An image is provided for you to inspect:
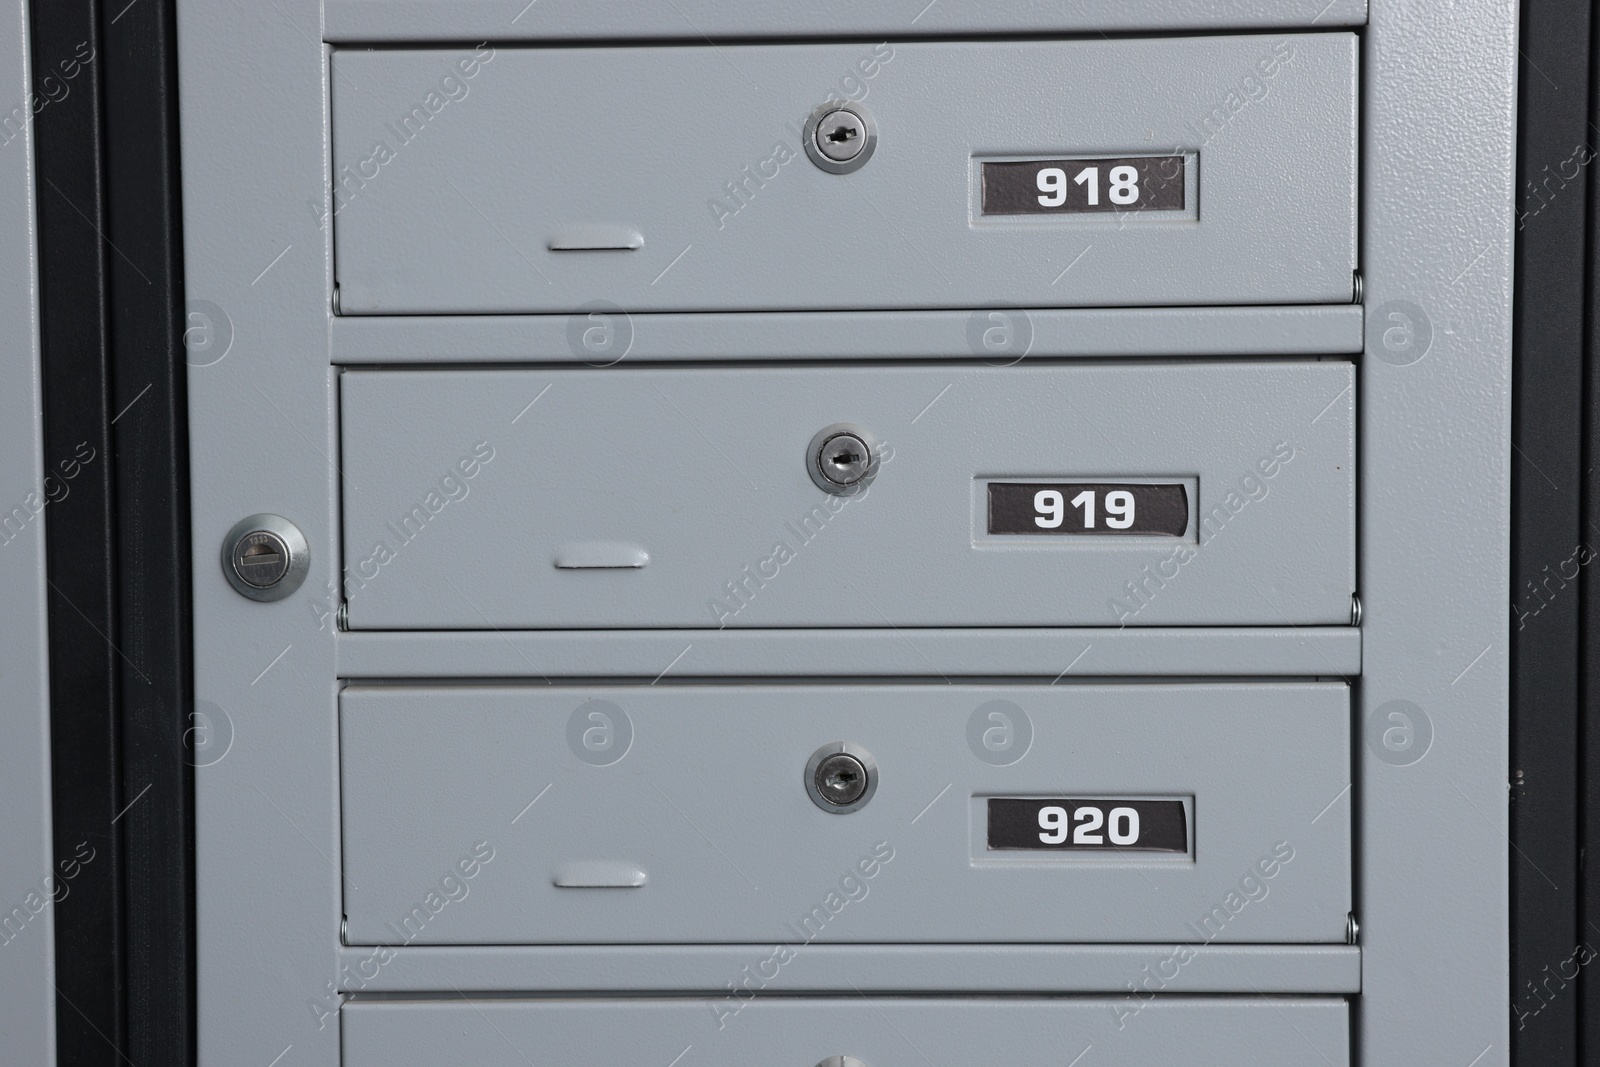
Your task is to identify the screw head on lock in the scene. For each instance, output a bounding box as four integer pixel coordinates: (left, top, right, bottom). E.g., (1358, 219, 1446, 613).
(818, 433, 871, 486)
(814, 110, 867, 162)
(803, 102, 877, 174)
(815, 753, 869, 805)
(807, 423, 880, 495)
(232, 530, 291, 588)
(805, 742, 878, 813)
(221, 513, 310, 602)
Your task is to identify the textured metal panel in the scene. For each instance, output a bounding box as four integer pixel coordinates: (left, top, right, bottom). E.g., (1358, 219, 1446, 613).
(1359, 1, 1516, 1063)
(323, 0, 1367, 42)
(340, 363, 1356, 629)
(328, 305, 1366, 364)
(343, 997, 1350, 1067)
(340, 683, 1351, 944)
(334, 627, 1361, 679)
(330, 36, 1357, 313)
(173, 0, 1518, 1058)
(336, 943, 1362, 994)
(175, 0, 343, 1061)
(0, 0, 57, 1061)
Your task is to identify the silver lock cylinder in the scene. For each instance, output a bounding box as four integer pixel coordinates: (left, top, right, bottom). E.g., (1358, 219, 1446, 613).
(807, 423, 879, 495)
(805, 742, 878, 813)
(222, 513, 309, 601)
(803, 102, 876, 174)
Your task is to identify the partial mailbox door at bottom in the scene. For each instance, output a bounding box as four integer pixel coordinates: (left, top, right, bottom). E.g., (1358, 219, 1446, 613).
(344, 998, 1350, 1067)
(337, 362, 1355, 628)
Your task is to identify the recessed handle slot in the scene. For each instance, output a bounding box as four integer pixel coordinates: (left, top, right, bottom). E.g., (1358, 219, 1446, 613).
(553, 862, 647, 888)
(553, 542, 649, 569)
(547, 225, 644, 251)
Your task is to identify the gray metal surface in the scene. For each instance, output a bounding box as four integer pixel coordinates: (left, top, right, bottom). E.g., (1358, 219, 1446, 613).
(331, 36, 1357, 313)
(340, 683, 1351, 944)
(0, 1, 56, 1061)
(323, 0, 1366, 42)
(336, 943, 1361, 993)
(342, 997, 1350, 1067)
(176, 0, 344, 1060)
(175, 0, 1515, 1060)
(340, 363, 1356, 629)
(328, 305, 1366, 363)
(1358, 2, 1515, 1063)
(334, 627, 1362, 678)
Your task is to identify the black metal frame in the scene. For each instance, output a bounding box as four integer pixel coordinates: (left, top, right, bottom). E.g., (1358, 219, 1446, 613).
(20, 0, 1598, 1061)
(1510, 0, 1595, 1062)
(32, 0, 193, 1064)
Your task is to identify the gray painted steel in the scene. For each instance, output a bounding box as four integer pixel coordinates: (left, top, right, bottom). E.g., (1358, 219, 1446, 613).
(340, 363, 1356, 629)
(341, 683, 1350, 944)
(334, 626, 1362, 678)
(329, 305, 1365, 363)
(342, 997, 1350, 1067)
(330, 36, 1357, 313)
(338, 943, 1361, 994)
(0, 1, 57, 1061)
(177, 0, 345, 1058)
(323, 0, 1366, 42)
(1358, 3, 1515, 1063)
(175, 0, 1513, 1062)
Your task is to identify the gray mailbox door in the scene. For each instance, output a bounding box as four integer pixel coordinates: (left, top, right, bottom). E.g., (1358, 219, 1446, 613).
(341, 683, 1351, 945)
(340, 363, 1355, 629)
(331, 36, 1357, 314)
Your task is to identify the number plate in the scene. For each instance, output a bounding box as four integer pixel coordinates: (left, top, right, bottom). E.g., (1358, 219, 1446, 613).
(987, 798, 1189, 853)
(981, 155, 1187, 215)
(987, 482, 1188, 536)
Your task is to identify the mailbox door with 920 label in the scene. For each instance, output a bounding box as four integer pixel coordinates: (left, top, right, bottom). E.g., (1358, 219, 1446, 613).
(340, 682, 1350, 945)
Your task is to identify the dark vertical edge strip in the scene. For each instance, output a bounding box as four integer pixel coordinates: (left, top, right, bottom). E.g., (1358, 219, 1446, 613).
(31, 1, 124, 1064)
(99, 0, 194, 1062)
(1512, 0, 1590, 1060)
(1581, 0, 1600, 1054)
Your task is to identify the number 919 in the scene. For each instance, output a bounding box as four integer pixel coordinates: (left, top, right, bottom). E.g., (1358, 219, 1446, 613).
(1034, 488, 1136, 530)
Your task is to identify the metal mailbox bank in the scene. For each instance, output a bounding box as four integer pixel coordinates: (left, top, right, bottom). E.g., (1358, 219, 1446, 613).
(170, 1, 1513, 1063)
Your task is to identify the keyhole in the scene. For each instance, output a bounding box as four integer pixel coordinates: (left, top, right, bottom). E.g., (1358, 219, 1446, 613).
(832, 449, 859, 468)
(827, 124, 858, 144)
(242, 542, 283, 565)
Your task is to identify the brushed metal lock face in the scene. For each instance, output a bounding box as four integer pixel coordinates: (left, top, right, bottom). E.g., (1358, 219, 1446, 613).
(818, 434, 870, 485)
(805, 742, 877, 813)
(813, 110, 866, 161)
(808, 423, 879, 495)
(803, 102, 876, 174)
(233, 531, 290, 587)
(222, 514, 309, 602)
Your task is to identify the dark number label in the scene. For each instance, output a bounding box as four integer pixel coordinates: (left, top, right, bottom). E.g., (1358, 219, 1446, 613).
(981, 155, 1186, 215)
(987, 482, 1187, 536)
(988, 798, 1189, 853)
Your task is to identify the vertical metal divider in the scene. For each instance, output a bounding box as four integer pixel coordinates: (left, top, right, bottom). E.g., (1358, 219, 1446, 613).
(100, 0, 195, 1056)
(31, 1, 124, 1063)
(1580, 0, 1600, 1055)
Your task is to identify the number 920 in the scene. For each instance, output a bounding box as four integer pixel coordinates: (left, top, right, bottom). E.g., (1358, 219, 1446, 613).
(1038, 804, 1141, 846)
